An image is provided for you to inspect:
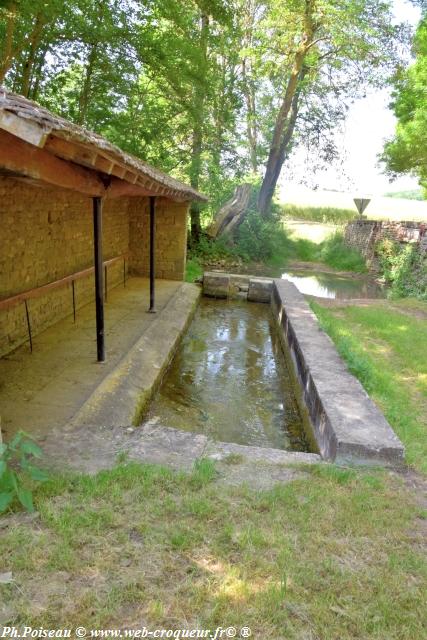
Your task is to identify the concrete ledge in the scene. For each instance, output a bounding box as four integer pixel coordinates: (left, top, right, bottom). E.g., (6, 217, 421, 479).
(203, 271, 273, 302)
(271, 279, 405, 467)
(203, 272, 230, 298)
(205, 440, 321, 465)
(247, 277, 273, 302)
(69, 283, 201, 428)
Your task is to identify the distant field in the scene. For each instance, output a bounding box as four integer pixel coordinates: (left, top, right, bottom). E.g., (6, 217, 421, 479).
(279, 189, 427, 222)
(284, 220, 338, 243)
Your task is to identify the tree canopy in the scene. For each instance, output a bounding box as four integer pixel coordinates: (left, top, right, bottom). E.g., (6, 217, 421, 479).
(0, 0, 411, 237)
(383, 14, 427, 193)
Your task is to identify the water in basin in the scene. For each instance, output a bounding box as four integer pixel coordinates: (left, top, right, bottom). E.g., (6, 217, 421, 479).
(142, 298, 307, 451)
(282, 270, 386, 299)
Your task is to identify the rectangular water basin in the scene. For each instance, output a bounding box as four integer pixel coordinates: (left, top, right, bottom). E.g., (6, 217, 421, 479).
(141, 297, 308, 452)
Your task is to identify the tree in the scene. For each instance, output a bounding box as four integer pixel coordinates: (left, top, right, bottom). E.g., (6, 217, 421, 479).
(383, 15, 427, 193)
(240, 0, 406, 216)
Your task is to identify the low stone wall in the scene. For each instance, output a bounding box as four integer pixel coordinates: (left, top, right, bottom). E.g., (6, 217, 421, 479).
(344, 219, 427, 269)
(271, 279, 404, 466)
(203, 271, 405, 467)
(203, 271, 273, 302)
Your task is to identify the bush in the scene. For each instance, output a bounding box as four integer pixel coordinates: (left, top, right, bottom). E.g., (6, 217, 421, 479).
(281, 204, 356, 225)
(189, 234, 239, 263)
(235, 210, 292, 264)
(185, 258, 203, 282)
(0, 432, 48, 513)
(319, 231, 367, 272)
(377, 239, 427, 299)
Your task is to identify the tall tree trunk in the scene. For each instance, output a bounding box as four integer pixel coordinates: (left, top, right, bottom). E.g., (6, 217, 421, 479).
(0, 1, 17, 84)
(20, 12, 44, 97)
(242, 58, 258, 173)
(257, 1, 314, 216)
(189, 13, 209, 244)
(77, 42, 98, 126)
(241, 0, 258, 172)
(267, 76, 304, 192)
(28, 44, 48, 101)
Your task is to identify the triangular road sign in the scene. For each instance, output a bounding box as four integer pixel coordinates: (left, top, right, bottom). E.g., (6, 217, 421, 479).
(353, 198, 371, 215)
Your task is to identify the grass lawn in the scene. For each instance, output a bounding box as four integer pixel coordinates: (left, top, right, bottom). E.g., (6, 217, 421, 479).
(0, 460, 426, 638)
(311, 299, 427, 474)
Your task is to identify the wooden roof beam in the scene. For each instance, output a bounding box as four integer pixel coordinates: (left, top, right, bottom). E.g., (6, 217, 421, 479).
(0, 129, 105, 196)
(106, 177, 156, 198)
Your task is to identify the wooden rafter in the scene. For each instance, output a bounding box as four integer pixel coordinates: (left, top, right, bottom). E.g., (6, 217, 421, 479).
(0, 128, 192, 201)
(0, 128, 105, 196)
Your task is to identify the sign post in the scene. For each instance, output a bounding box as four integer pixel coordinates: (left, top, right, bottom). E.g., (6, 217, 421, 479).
(353, 197, 371, 217)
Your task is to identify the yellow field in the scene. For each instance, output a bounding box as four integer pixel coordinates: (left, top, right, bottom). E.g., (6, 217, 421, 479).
(280, 189, 427, 222)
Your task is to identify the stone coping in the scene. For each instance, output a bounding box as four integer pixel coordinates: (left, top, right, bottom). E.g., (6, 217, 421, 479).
(271, 279, 405, 467)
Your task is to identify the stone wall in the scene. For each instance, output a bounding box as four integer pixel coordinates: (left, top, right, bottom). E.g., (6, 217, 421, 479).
(0, 178, 189, 357)
(344, 219, 427, 269)
(271, 279, 404, 467)
(129, 197, 189, 281)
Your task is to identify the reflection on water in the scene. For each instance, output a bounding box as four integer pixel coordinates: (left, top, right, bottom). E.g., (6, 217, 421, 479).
(142, 298, 307, 451)
(282, 271, 386, 299)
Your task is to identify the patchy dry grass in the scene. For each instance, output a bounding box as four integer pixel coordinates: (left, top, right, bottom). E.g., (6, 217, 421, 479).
(1, 461, 426, 638)
(312, 300, 427, 474)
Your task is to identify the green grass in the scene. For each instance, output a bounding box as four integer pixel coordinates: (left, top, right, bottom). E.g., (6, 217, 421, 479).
(281, 204, 356, 225)
(284, 230, 367, 273)
(185, 257, 203, 282)
(311, 301, 427, 473)
(0, 460, 425, 637)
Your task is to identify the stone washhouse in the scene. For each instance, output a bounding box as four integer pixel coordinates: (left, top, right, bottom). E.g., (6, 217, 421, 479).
(0, 89, 206, 360)
(0, 89, 206, 439)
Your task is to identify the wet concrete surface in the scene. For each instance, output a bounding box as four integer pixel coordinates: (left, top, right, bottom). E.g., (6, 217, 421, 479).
(0, 278, 182, 440)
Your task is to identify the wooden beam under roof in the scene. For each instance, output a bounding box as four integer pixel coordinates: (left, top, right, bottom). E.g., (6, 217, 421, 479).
(0, 128, 192, 201)
(0, 128, 106, 196)
(44, 134, 173, 196)
(105, 177, 156, 198)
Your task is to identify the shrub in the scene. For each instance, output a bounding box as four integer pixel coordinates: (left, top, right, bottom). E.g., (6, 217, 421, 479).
(377, 239, 427, 299)
(0, 432, 48, 513)
(185, 258, 203, 282)
(320, 231, 367, 272)
(189, 234, 238, 263)
(235, 209, 292, 264)
(291, 238, 320, 262)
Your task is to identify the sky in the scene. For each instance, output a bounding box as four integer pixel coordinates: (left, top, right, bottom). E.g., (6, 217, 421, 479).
(280, 0, 422, 199)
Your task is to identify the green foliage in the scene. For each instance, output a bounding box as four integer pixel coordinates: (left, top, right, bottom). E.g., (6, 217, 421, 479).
(235, 209, 291, 264)
(0, 432, 48, 513)
(281, 204, 356, 225)
(278, 229, 366, 272)
(377, 239, 427, 300)
(383, 17, 427, 191)
(0, 0, 407, 229)
(189, 233, 239, 263)
(185, 257, 203, 282)
(319, 231, 367, 273)
(289, 238, 320, 262)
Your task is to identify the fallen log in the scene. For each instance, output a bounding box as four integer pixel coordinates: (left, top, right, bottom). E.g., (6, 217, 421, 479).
(206, 183, 252, 238)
